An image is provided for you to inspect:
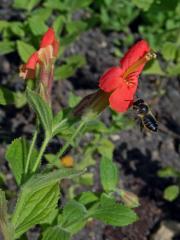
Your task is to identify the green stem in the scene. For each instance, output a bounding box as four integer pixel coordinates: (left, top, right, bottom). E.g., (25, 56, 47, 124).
(32, 136, 50, 173)
(25, 129, 38, 174)
(57, 121, 86, 159)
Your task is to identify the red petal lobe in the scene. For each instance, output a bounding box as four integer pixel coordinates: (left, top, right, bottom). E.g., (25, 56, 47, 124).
(109, 85, 136, 112)
(120, 40, 150, 73)
(99, 67, 123, 92)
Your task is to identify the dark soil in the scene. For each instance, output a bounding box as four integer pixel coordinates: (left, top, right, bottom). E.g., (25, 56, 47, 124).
(0, 3, 180, 240)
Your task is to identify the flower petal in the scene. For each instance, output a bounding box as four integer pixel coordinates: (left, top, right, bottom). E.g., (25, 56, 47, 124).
(40, 28, 55, 48)
(52, 39, 59, 57)
(109, 85, 136, 112)
(26, 52, 39, 69)
(120, 40, 150, 73)
(99, 67, 123, 92)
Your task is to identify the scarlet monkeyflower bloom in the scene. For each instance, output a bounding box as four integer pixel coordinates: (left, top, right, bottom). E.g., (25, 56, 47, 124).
(99, 40, 156, 112)
(20, 28, 59, 80)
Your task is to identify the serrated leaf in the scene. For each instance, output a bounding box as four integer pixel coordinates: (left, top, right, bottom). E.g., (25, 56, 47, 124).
(89, 194, 138, 226)
(53, 16, 65, 35)
(28, 16, 47, 36)
(17, 41, 36, 62)
(13, 0, 41, 11)
(0, 189, 14, 240)
(161, 42, 177, 61)
(10, 22, 24, 37)
(65, 0, 93, 11)
(43, 0, 62, 10)
(5, 137, 38, 185)
(54, 64, 74, 80)
(78, 192, 98, 205)
(12, 169, 84, 238)
(42, 226, 70, 240)
(26, 88, 53, 137)
(100, 158, 118, 192)
(97, 139, 115, 159)
(0, 87, 26, 107)
(164, 185, 179, 201)
(32, 8, 52, 20)
(60, 200, 87, 234)
(132, 0, 154, 11)
(0, 41, 15, 55)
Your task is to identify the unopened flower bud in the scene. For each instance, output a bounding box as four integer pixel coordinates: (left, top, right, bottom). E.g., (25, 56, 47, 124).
(119, 190, 140, 208)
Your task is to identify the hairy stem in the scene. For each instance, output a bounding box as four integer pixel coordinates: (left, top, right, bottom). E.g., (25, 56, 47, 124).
(32, 136, 50, 173)
(57, 121, 86, 160)
(25, 129, 38, 174)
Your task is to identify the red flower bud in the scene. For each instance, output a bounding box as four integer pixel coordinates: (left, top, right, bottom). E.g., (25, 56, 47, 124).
(19, 28, 59, 104)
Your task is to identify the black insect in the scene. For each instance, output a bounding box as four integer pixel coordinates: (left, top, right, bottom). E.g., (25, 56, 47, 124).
(133, 98, 158, 132)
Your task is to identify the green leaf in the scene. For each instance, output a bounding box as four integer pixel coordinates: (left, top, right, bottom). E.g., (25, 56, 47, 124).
(60, 200, 87, 234)
(78, 192, 98, 205)
(0, 41, 15, 55)
(54, 64, 74, 80)
(132, 0, 154, 11)
(89, 194, 138, 226)
(0, 20, 9, 32)
(161, 42, 177, 61)
(28, 16, 47, 36)
(66, 54, 86, 69)
(12, 169, 83, 238)
(52, 111, 69, 137)
(144, 61, 165, 76)
(10, 22, 25, 37)
(42, 226, 70, 240)
(32, 8, 52, 20)
(0, 87, 26, 107)
(66, 21, 87, 34)
(26, 88, 53, 137)
(79, 173, 94, 186)
(167, 63, 180, 76)
(0, 189, 14, 240)
(97, 139, 115, 159)
(164, 185, 179, 201)
(43, 0, 62, 10)
(68, 92, 81, 108)
(158, 167, 180, 178)
(53, 16, 65, 35)
(5, 138, 38, 185)
(0, 87, 15, 105)
(100, 158, 119, 192)
(65, 0, 93, 11)
(13, 0, 41, 11)
(17, 41, 36, 62)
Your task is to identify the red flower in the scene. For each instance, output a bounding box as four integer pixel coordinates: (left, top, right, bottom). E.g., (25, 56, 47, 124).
(99, 40, 156, 112)
(20, 28, 59, 80)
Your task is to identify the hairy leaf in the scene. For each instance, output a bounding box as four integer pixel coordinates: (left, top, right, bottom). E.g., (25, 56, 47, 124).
(5, 138, 38, 185)
(26, 88, 53, 137)
(12, 169, 84, 238)
(100, 158, 118, 192)
(89, 194, 138, 226)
